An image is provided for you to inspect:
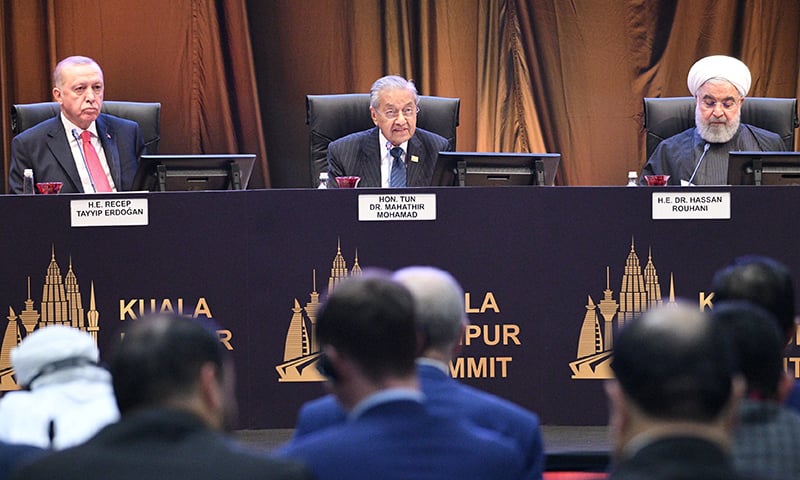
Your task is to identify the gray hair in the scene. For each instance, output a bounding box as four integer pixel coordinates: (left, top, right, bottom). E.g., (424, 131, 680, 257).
(393, 266, 466, 351)
(370, 75, 419, 109)
(54, 56, 101, 88)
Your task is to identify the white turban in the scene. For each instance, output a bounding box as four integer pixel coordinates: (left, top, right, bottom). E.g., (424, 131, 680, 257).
(11, 325, 99, 387)
(686, 55, 752, 97)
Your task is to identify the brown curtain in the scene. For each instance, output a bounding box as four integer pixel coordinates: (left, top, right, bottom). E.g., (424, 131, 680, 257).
(249, 0, 800, 187)
(0, 0, 268, 192)
(2, 0, 799, 190)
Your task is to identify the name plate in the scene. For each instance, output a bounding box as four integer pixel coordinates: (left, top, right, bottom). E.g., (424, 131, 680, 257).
(358, 194, 437, 221)
(71, 198, 149, 227)
(651, 192, 730, 220)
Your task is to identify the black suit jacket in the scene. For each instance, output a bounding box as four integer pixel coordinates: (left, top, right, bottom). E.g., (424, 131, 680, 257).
(609, 436, 746, 480)
(9, 113, 145, 194)
(326, 127, 450, 188)
(12, 408, 311, 480)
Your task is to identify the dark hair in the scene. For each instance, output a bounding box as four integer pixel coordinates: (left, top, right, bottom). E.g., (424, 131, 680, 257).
(316, 273, 417, 380)
(712, 300, 785, 398)
(711, 255, 796, 341)
(611, 303, 735, 422)
(111, 313, 225, 414)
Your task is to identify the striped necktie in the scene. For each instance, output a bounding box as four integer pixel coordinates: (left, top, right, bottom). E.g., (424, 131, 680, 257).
(389, 146, 406, 188)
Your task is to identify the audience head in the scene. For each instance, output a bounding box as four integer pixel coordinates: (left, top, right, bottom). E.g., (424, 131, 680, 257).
(111, 313, 235, 431)
(606, 302, 741, 457)
(12, 325, 100, 389)
(52, 55, 104, 130)
(369, 75, 419, 147)
(316, 272, 417, 407)
(687, 55, 750, 144)
(712, 300, 788, 401)
(711, 254, 796, 344)
(392, 266, 466, 357)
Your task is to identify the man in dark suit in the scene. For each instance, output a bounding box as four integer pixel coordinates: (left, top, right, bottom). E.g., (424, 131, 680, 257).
(278, 273, 524, 480)
(9, 56, 144, 194)
(710, 255, 800, 414)
(13, 313, 310, 480)
(293, 266, 545, 479)
(712, 301, 800, 478)
(327, 75, 450, 188)
(605, 302, 745, 480)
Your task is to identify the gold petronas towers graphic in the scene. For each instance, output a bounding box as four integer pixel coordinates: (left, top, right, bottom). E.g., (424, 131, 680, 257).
(276, 239, 362, 382)
(569, 238, 676, 379)
(0, 246, 100, 390)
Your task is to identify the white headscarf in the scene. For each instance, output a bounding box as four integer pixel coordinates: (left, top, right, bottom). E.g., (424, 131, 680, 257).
(11, 325, 99, 387)
(686, 55, 752, 97)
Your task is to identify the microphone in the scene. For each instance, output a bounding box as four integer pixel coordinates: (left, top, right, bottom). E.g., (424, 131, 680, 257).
(684, 143, 711, 186)
(72, 128, 97, 192)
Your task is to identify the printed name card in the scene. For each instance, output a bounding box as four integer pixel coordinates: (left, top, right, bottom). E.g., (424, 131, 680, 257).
(358, 194, 437, 221)
(71, 198, 149, 227)
(651, 192, 731, 220)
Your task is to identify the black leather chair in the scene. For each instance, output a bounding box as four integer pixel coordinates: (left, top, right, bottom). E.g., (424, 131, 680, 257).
(643, 96, 798, 159)
(306, 93, 460, 186)
(11, 101, 162, 154)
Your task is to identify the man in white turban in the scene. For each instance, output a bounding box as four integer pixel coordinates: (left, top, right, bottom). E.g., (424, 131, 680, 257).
(0, 325, 119, 449)
(640, 55, 785, 185)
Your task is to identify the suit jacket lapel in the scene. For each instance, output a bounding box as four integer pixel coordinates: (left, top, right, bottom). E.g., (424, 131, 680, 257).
(96, 115, 122, 188)
(46, 119, 84, 192)
(359, 128, 382, 187)
(405, 134, 425, 186)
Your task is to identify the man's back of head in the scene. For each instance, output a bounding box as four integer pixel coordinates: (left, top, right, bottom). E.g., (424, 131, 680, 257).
(392, 266, 466, 356)
(606, 302, 744, 479)
(711, 255, 796, 342)
(111, 313, 230, 428)
(712, 300, 786, 400)
(316, 273, 417, 383)
(611, 302, 736, 424)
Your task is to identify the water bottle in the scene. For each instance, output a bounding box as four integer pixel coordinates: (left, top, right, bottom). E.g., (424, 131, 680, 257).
(23, 169, 35, 194)
(626, 171, 638, 187)
(318, 172, 328, 189)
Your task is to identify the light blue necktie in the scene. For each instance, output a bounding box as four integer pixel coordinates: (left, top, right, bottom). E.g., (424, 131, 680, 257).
(389, 146, 406, 188)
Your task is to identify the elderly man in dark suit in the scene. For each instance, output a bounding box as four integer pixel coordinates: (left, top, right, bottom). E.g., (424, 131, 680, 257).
(326, 75, 450, 188)
(9, 56, 144, 194)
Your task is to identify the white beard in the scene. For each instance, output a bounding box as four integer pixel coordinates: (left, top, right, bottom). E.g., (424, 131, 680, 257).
(696, 109, 740, 143)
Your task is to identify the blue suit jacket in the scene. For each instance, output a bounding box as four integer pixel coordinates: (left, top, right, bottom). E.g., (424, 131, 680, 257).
(9, 114, 144, 194)
(281, 398, 524, 480)
(293, 363, 544, 480)
(0, 441, 46, 480)
(326, 127, 450, 188)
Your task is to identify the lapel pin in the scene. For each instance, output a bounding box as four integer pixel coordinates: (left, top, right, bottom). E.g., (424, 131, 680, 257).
(411, 155, 419, 163)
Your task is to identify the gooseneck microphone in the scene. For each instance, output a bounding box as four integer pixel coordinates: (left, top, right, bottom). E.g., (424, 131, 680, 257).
(71, 128, 97, 192)
(686, 143, 711, 186)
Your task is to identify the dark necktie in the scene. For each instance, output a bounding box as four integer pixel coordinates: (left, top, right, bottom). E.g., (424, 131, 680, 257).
(389, 146, 406, 188)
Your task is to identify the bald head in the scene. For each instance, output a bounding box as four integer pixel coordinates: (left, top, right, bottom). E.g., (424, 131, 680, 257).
(612, 303, 736, 422)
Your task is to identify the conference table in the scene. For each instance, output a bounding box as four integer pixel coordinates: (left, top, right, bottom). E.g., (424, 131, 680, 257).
(1, 185, 798, 429)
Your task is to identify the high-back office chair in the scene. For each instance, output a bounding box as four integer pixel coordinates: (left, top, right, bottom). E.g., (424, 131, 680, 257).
(306, 93, 460, 187)
(11, 101, 162, 154)
(643, 97, 798, 159)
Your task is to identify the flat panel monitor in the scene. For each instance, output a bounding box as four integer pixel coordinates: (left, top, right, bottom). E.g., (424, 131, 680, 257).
(432, 152, 560, 186)
(727, 151, 800, 186)
(132, 154, 256, 191)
